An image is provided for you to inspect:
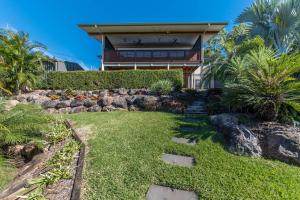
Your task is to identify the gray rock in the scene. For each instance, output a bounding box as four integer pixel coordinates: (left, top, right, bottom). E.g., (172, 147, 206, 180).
(267, 131, 300, 166)
(128, 105, 138, 111)
(46, 90, 57, 97)
(99, 89, 109, 97)
(84, 99, 97, 108)
(26, 94, 39, 102)
(58, 107, 72, 114)
(136, 96, 160, 110)
(55, 101, 70, 109)
(102, 105, 115, 112)
(112, 96, 128, 109)
(115, 88, 127, 95)
(21, 143, 42, 161)
(32, 96, 49, 105)
(70, 99, 84, 107)
(42, 100, 58, 109)
(210, 114, 262, 157)
(87, 105, 102, 112)
(47, 108, 58, 114)
(98, 96, 113, 107)
(70, 106, 86, 113)
(128, 89, 137, 95)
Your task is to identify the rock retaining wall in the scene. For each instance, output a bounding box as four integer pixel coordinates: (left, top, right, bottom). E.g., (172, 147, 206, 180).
(14, 89, 193, 114)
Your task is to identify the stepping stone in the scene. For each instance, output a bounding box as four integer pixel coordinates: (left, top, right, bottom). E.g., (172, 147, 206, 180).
(180, 126, 200, 132)
(146, 185, 198, 200)
(172, 137, 196, 146)
(162, 153, 195, 167)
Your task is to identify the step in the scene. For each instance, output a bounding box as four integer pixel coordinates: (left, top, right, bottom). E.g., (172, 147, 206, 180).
(146, 185, 198, 200)
(162, 153, 195, 167)
(172, 137, 196, 146)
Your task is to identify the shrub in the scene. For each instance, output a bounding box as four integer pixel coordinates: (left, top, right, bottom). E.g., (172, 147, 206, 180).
(224, 47, 300, 121)
(42, 69, 183, 90)
(150, 80, 173, 95)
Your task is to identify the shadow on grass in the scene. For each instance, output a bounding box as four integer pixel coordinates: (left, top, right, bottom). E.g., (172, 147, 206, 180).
(173, 114, 225, 147)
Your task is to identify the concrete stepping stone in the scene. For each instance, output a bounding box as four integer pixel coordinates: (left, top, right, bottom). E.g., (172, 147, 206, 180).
(180, 126, 200, 132)
(146, 185, 198, 200)
(162, 153, 195, 167)
(172, 137, 196, 146)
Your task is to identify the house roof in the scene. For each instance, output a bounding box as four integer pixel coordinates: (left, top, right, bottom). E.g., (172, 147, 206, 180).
(78, 22, 227, 38)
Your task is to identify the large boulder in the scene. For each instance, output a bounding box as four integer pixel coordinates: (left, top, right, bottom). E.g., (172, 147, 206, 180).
(266, 131, 300, 165)
(42, 100, 58, 109)
(98, 96, 113, 107)
(210, 114, 262, 157)
(112, 96, 128, 109)
(70, 99, 84, 107)
(134, 95, 160, 110)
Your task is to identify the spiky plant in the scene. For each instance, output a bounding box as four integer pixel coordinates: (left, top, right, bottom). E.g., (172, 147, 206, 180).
(224, 47, 300, 121)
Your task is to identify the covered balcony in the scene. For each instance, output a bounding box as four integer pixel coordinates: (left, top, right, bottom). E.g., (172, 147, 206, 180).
(103, 49, 201, 63)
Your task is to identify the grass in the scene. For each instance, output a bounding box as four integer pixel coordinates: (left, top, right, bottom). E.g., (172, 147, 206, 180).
(0, 154, 16, 190)
(69, 111, 300, 200)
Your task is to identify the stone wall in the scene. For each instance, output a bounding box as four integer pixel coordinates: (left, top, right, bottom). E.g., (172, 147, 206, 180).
(14, 89, 193, 114)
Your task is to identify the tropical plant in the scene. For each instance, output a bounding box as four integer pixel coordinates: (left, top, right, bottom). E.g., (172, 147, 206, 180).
(236, 0, 300, 54)
(223, 47, 300, 121)
(149, 80, 174, 95)
(0, 29, 47, 94)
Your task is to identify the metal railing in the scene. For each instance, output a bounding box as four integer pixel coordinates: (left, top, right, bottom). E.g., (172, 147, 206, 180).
(103, 50, 201, 63)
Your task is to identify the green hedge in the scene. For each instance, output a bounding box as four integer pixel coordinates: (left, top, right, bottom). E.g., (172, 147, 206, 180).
(42, 69, 183, 90)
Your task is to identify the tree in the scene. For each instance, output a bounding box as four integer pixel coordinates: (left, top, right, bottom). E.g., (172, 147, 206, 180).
(0, 29, 47, 94)
(236, 0, 300, 54)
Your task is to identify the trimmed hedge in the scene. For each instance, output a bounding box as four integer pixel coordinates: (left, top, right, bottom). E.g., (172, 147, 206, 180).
(42, 69, 183, 90)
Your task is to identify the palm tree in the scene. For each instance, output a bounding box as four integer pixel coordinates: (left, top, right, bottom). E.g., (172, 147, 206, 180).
(236, 0, 300, 54)
(0, 29, 47, 94)
(224, 47, 300, 121)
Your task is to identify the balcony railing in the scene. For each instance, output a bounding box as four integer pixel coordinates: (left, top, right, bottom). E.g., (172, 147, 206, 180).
(103, 50, 201, 63)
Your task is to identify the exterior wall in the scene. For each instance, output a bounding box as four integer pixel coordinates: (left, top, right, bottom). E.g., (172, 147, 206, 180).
(43, 61, 84, 72)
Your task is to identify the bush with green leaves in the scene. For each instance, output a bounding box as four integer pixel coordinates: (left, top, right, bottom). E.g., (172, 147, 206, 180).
(223, 47, 300, 121)
(0, 104, 53, 147)
(42, 69, 183, 90)
(149, 80, 174, 95)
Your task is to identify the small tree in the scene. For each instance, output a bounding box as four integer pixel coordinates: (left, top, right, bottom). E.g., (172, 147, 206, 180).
(0, 29, 47, 94)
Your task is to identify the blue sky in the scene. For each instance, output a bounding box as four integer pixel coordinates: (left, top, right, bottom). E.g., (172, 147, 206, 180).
(0, 0, 253, 70)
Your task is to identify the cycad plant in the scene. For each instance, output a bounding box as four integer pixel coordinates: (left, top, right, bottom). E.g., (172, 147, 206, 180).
(224, 47, 300, 121)
(0, 29, 47, 94)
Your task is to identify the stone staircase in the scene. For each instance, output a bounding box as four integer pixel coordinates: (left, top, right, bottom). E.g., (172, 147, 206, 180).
(184, 99, 207, 115)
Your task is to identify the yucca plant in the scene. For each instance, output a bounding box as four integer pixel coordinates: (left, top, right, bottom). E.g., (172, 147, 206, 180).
(224, 47, 300, 121)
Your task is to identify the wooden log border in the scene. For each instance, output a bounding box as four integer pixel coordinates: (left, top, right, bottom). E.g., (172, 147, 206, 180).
(65, 120, 86, 200)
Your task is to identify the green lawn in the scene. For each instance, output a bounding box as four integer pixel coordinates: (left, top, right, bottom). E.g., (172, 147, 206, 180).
(0, 154, 16, 190)
(69, 112, 300, 200)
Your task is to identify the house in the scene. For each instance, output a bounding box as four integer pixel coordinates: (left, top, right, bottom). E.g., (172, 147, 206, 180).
(79, 23, 227, 89)
(43, 57, 84, 72)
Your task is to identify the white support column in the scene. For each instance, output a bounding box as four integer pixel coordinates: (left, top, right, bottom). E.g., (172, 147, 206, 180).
(167, 63, 170, 70)
(101, 35, 105, 71)
(134, 63, 137, 70)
